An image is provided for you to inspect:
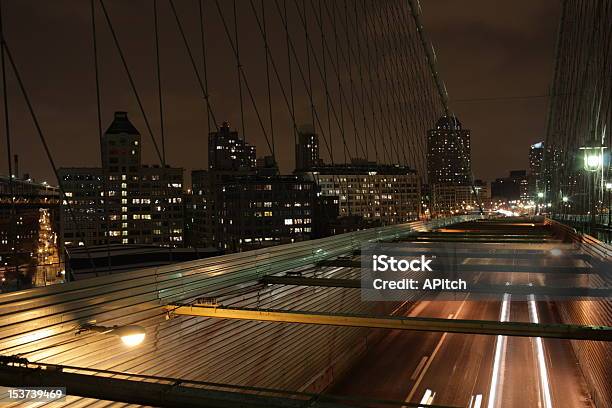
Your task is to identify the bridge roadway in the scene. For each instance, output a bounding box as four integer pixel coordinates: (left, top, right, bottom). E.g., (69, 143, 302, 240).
(327, 219, 594, 408)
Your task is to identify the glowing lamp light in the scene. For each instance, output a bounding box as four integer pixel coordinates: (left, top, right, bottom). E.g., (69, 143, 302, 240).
(562, 196, 569, 203)
(606, 182, 612, 190)
(549, 248, 563, 257)
(77, 324, 146, 347)
(537, 192, 544, 199)
(580, 142, 606, 172)
(114, 325, 147, 346)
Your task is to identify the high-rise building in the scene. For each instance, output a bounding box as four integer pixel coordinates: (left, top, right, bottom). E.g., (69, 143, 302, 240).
(208, 122, 256, 171)
(295, 124, 321, 171)
(185, 170, 213, 248)
(491, 170, 529, 202)
(427, 115, 471, 186)
(59, 112, 184, 248)
(217, 175, 317, 252)
(529, 142, 544, 177)
(302, 159, 421, 225)
(529, 141, 544, 197)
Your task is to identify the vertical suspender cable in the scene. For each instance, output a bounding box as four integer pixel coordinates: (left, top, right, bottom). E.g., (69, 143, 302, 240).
(90, 0, 111, 272)
(0, 0, 17, 282)
(198, 0, 211, 134)
(284, 0, 297, 159)
(407, 0, 483, 215)
(154, 0, 166, 164)
(261, 0, 275, 158)
(233, 0, 246, 141)
(2, 40, 97, 278)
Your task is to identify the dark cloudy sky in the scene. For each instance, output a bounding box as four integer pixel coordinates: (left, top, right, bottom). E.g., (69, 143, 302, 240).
(0, 0, 560, 185)
(421, 0, 560, 180)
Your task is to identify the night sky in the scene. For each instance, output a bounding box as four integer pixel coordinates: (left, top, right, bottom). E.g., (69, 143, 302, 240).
(0, 0, 560, 186)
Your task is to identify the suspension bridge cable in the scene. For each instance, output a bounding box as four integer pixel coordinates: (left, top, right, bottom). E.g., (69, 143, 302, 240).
(98, 0, 164, 165)
(2, 39, 97, 277)
(315, 0, 334, 165)
(198, 0, 212, 134)
(153, 0, 165, 165)
(260, 0, 275, 159)
(232, 0, 247, 143)
(290, 0, 356, 164)
(90, 0, 111, 272)
(167, 0, 219, 130)
(0, 0, 17, 282)
(283, 0, 297, 162)
(213, 0, 274, 157)
(271, 0, 337, 162)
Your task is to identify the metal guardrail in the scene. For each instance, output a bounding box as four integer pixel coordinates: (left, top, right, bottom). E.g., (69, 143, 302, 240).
(0, 215, 478, 406)
(544, 218, 611, 261)
(544, 217, 612, 408)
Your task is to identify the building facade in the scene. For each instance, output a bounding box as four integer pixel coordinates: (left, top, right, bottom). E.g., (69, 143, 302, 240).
(529, 141, 544, 198)
(427, 115, 472, 186)
(491, 170, 530, 202)
(295, 125, 321, 171)
(208, 121, 256, 171)
(217, 175, 317, 251)
(427, 115, 473, 215)
(59, 112, 184, 248)
(302, 160, 421, 225)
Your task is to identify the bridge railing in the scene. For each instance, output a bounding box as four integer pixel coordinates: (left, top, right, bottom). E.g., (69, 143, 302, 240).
(544, 217, 611, 261)
(0, 215, 478, 360)
(544, 217, 612, 408)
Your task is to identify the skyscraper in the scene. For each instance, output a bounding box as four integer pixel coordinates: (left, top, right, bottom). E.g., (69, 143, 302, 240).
(295, 124, 320, 171)
(529, 141, 544, 197)
(529, 141, 544, 178)
(59, 112, 184, 248)
(208, 122, 256, 171)
(427, 115, 471, 186)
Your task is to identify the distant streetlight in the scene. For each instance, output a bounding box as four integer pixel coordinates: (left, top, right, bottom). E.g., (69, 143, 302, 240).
(580, 140, 607, 225)
(77, 324, 146, 347)
(562, 196, 569, 202)
(536, 192, 545, 215)
(606, 183, 612, 227)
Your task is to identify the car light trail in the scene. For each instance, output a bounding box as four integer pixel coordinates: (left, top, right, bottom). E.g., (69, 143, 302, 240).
(487, 293, 510, 408)
(529, 294, 553, 408)
(418, 389, 435, 407)
(469, 394, 483, 408)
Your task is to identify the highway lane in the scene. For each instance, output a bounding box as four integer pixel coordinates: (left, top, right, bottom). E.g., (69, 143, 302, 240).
(326, 220, 595, 408)
(327, 297, 473, 402)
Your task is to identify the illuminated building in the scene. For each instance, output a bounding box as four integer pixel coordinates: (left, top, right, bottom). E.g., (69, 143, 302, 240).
(301, 159, 420, 225)
(208, 121, 256, 171)
(427, 115, 471, 186)
(217, 175, 316, 252)
(295, 124, 322, 171)
(59, 112, 184, 248)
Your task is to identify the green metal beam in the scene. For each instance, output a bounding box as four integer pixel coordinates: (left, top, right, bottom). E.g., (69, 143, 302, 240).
(260, 276, 612, 298)
(165, 305, 612, 341)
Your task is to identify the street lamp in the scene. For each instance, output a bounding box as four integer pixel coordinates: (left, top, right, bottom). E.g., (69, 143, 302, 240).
(536, 192, 544, 215)
(77, 324, 146, 346)
(580, 140, 606, 225)
(580, 142, 606, 172)
(606, 182, 612, 227)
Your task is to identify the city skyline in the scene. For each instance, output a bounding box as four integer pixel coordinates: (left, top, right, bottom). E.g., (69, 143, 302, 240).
(0, 0, 559, 186)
